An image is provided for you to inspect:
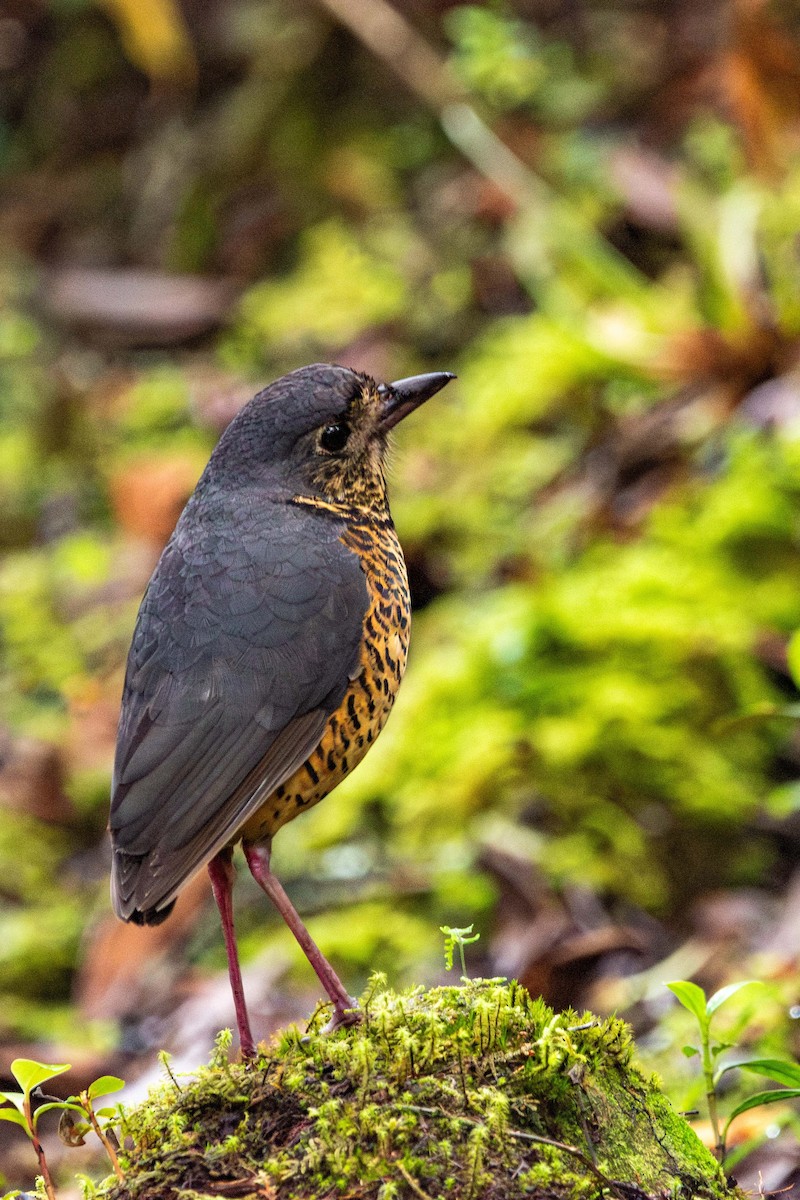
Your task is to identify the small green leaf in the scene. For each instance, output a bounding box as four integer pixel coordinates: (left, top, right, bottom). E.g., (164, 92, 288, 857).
(87, 1075, 125, 1100)
(32, 1100, 85, 1130)
(0, 1092, 25, 1112)
(711, 1042, 734, 1057)
(37, 1101, 84, 1116)
(95, 1106, 120, 1119)
(665, 981, 708, 1026)
(0, 1108, 29, 1133)
(706, 980, 761, 1016)
(724, 1088, 800, 1137)
(719, 1058, 800, 1088)
(682, 1045, 700, 1058)
(10, 1059, 70, 1097)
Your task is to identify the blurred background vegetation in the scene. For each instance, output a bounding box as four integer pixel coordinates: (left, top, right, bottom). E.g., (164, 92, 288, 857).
(5, 0, 800, 1191)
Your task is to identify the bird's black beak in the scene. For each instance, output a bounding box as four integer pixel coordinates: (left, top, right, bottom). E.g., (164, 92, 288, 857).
(377, 372, 456, 432)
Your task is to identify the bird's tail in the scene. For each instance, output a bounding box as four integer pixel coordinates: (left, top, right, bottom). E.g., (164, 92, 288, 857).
(111, 847, 177, 926)
(127, 900, 176, 926)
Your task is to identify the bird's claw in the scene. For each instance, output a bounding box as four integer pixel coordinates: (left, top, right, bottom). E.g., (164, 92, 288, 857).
(300, 998, 361, 1041)
(322, 998, 361, 1034)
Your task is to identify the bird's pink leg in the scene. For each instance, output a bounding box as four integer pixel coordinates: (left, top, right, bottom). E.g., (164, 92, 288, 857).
(243, 842, 359, 1030)
(208, 849, 256, 1058)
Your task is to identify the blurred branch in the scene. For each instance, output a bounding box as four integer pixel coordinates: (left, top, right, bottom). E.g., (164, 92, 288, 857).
(315, 0, 649, 301)
(315, 0, 453, 108)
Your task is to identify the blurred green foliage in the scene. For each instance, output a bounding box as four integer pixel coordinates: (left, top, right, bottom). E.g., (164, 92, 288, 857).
(307, 429, 800, 908)
(447, 7, 605, 121)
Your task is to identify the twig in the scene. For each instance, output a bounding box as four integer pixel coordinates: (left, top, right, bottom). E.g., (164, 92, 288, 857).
(314, 0, 451, 108)
(507, 1130, 633, 1199)
(397, 1099, 631, 1198)
(86, 1105, 125, 1182)
(23, 1095, 56, 1200)
(313, 0, 649, 300)
(397, 1160, 436, 1200)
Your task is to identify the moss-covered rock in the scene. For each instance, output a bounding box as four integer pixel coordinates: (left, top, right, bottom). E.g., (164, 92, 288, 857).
(107, 977, 736, 1200)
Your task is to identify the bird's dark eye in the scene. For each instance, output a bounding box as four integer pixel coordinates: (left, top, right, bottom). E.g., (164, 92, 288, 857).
(320, 421, 350, 453)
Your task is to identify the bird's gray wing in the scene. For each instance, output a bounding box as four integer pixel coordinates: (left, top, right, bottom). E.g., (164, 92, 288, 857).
(109, 498, 367, 921)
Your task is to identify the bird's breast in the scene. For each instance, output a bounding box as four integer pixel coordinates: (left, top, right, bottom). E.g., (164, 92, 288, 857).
(240, 517, 411, 843)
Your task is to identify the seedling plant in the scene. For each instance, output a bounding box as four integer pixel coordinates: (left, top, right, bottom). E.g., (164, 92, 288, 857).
(0, 1060, 71, 1200)
(0, 1060, 125, 1200)
(667, 979, 800, 1162)
(57, 1075, 126, 1182)
(440, 923, 481, 975)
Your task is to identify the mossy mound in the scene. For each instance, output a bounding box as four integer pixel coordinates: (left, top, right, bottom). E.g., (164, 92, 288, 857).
(109, 977, 735, 1200)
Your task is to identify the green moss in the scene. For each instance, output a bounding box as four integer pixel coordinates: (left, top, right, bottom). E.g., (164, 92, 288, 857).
(106, 978, 734, 1200)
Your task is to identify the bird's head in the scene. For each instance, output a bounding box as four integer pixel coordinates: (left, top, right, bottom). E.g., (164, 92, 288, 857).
(207, 364, 455, 512)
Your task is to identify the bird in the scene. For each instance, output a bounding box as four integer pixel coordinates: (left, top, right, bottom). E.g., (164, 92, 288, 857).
(109, 362, 455, 1056)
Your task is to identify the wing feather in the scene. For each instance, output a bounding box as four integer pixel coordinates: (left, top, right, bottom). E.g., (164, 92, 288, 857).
(111, 708, 329, 919)
(110, 496, 367, 921)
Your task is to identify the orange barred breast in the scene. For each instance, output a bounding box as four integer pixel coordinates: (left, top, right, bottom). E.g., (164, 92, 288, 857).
(240, 517, 410, 844)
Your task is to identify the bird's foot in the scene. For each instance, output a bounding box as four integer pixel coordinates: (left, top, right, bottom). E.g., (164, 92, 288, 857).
(239, 1033, 258, 1060)
(322, 997, 361, 1034)
(300, 997, 361, 1040)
